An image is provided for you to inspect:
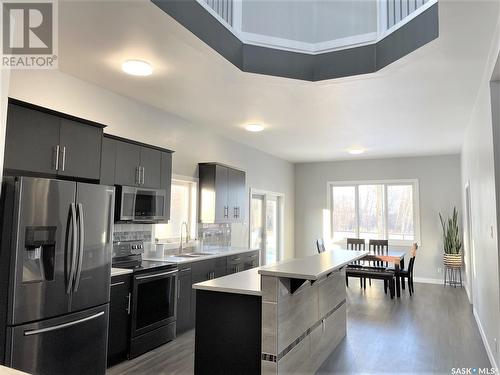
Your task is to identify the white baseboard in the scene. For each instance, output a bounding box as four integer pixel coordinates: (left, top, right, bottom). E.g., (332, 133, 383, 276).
(473, 308, 499, 370)
(413, 277, 443, 285)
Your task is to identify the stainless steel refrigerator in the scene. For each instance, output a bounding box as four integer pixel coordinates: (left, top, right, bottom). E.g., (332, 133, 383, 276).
(0, 176, 114, 375)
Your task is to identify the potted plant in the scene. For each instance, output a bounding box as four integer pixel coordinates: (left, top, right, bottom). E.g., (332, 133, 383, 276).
(439, 207, 462, 268)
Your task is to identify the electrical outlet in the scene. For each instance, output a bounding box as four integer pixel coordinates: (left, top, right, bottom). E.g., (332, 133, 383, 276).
(437, 267, 442, 273)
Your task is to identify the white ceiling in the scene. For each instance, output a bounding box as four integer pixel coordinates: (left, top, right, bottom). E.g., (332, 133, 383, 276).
(58, 0, 499, 163)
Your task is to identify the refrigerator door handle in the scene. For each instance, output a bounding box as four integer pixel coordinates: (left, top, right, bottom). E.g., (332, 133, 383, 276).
(23, 311, 105, 336)
(73, 203, 85, 292)
(66, 203, 77, 294)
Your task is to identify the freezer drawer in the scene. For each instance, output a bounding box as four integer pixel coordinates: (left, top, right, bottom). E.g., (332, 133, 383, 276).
(6, 304, 109, 375)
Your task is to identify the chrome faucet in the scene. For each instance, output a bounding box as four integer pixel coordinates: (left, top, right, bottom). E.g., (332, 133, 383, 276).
(179, 221, 189, 254)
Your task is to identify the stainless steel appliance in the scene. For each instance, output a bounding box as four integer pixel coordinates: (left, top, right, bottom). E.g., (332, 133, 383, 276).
(115, 185, 167, 223)
(112, 241, 178, 358)
(0, 176, 114, 375)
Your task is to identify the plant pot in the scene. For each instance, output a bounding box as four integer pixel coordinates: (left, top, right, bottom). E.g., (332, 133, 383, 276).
(443, 253, 462, 268)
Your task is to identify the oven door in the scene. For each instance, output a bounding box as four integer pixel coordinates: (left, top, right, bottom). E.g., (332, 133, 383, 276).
(131, 269, 178, 338)
(133, 188, 166, 222)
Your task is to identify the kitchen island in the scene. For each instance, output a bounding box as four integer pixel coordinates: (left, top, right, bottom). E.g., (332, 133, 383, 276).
(192, 249, 367, 375)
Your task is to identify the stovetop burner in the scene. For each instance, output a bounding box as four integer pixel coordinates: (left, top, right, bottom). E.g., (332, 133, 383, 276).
(112, 240, 176, 273)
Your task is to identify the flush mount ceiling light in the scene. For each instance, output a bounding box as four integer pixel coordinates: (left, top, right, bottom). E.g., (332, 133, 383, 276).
(245, 124, 264, 132)
(121, 60, 153, 76)
(348, 148, 365, 155)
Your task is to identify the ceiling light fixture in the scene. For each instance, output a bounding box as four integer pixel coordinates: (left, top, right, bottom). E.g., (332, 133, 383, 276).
(245, 124, 264, 132)
(121, 60, 153, 76)
(348, 148, 365, 155)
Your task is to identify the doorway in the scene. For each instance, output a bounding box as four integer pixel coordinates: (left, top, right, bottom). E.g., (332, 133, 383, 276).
(465, 182, 476, 305)
(250, 190, 284, 265)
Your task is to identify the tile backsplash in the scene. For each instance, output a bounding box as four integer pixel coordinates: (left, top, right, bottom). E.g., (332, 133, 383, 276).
(113, 222, 248, 250)
(198, 223, 231, 249)
(113, 223, 153, 242)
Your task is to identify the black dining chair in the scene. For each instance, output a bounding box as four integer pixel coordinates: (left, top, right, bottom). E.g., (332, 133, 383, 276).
(399, 243, 418, 296)
(369, 239, 389, 267)
(316, 238, 326, 253)
(346, 238, 365, 288)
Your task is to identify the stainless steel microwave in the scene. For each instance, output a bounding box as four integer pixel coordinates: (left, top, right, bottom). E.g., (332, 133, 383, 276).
(115, 186, 167, 223)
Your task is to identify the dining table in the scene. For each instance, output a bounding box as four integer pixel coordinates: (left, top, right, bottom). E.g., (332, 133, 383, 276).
(361, 250, 406, 298)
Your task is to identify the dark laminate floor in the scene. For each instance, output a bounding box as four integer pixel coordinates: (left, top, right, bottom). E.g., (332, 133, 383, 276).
(108, 283, 490, 375)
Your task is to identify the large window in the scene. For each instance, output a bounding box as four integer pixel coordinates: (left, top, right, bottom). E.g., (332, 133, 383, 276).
(329, 180, 419, 245)
(154, 178, 197, 242)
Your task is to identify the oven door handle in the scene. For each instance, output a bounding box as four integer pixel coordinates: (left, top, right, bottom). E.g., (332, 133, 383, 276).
(136, 270, 178, 280)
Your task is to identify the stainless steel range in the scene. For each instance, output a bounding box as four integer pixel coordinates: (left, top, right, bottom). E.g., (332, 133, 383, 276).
(112, 240, 178, 358)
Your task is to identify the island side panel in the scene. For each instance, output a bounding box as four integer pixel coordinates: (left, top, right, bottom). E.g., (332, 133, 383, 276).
(194, 290, 262, 375)
(261, 268, 347, 375)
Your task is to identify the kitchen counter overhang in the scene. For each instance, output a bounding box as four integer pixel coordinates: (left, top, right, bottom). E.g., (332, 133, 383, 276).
(192, 249, 367, 375)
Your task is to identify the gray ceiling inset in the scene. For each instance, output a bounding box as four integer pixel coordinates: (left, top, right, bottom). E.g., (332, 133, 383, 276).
(152, 0, 438, 81)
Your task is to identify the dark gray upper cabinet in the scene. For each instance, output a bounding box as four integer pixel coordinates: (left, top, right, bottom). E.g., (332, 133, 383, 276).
(115, 141, 141, 186)
(229, 167, 246, 222)
(58, 119, 102, 180)
(100, 137, 116, 186)
(139, 147, 161, 188)
(100, 135, 173, 222)
(4, 100, 105, 180)
(102, 135, 172, 191)
(199, 163, 246, 224)
(4, 103, 61, 175)
(215, 165, 229, 223)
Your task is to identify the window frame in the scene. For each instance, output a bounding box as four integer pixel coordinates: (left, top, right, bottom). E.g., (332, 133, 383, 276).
(154, 174, 198, 244)
(249, 188, 285, 265)
(326, 179, 421, 247)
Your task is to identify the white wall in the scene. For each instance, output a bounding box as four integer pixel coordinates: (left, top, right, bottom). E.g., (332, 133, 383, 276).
(7, 70, 295, 259)
(294, 154, 462, 282)
(461, 13, 500, 367)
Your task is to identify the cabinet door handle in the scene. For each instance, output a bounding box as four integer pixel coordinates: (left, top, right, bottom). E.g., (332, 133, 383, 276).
(53, 145, 60, 171)
(224, 206, 228, 218)
(177, 281, 180, 300)
(126, 292, 131, 315)
(61, 146, 66, 171)
(141, 166, 145, 185)
(135, 166, 140, 185)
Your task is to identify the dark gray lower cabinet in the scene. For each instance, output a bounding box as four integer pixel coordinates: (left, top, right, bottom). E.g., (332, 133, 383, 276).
(176, 265, 192, 334)
(175, 253, 260, 334)
(108, 274, 131, 367)
(244, 251, 260, 270)
(227, 251, 259, 274)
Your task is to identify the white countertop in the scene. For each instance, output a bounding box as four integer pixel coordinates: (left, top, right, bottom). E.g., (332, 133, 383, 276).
(192, 249, 367, 296)
(258, 249, 368, 280)
(193, 267, 263, 296)
(111, 268, 133, 277)
(143, 247, 256, 264)
(0, 365, 29, 375)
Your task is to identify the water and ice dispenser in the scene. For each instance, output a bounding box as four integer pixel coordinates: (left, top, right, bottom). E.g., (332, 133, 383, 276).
(23, 226, 56, 283)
